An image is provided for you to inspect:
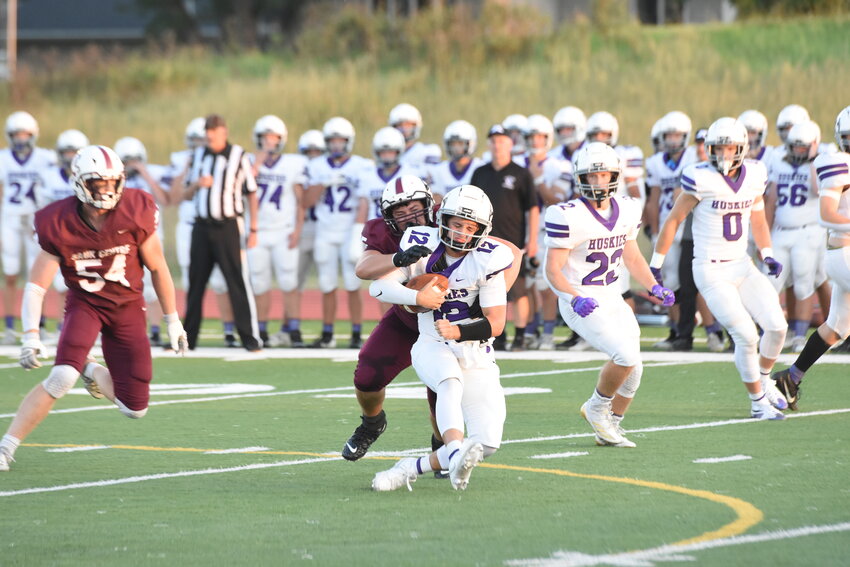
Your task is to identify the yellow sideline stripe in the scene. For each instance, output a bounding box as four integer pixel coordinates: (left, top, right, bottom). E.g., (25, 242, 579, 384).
(480, 462, 762, 546)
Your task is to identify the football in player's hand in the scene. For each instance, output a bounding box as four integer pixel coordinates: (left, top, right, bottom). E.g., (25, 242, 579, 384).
(402, 273, 450, 314)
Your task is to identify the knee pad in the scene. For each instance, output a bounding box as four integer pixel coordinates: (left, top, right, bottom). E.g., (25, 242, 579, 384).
(436, 378, 464, 436)
(617, 364, 642, 399)
(115, 398, 148, 419)
(41, 365, 80, 399)
(250, 272, 272, 295)
(759, 327, 786, 361)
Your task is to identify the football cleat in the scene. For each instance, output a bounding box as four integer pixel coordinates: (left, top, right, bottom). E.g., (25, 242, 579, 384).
(568, 337, 594, 352)
(761, 376, 788, 410)
(772, 368, 800, 411)
(266, 331, 292, 348)
(2, 327, 17, 346)
(652, 329, 677, 351)
(751, 401, 786, 421)
(349, 333, 362, 349)
(580, 399, 625, 445)
(706, 331, 725, 353)
(289, 329, 305, 348)
(224, 333, 238, 348)
(342, 412, 387, 461)
(81, 357, 104, 399)
(595, 414, 636, 448)
(448, 439, 484, 491)
(311, 332, 336, 349)
(0, 447, 13, 472)
(556, 332, 581, 350)
(791, 336, 806, 353)
(538, 334, 555, 351)
(372, 457, 419, 492)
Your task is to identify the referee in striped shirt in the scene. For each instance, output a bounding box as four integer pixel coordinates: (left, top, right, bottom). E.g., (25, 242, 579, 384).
(182, 114, 262, 351)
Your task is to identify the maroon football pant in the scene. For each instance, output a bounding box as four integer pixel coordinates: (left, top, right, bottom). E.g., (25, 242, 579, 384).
(55, 295, 152, 411)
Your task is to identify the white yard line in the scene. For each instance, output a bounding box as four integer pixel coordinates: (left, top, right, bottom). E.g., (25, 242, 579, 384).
(529, 452, 590, 460)
(693, 455, 752, 464)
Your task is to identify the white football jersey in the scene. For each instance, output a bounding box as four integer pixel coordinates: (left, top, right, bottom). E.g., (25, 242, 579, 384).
(750, 145, 775, 166)
(519, 154, 574, 205)
(125, 164, 170, 239)
(768, 159, 818, 228)
(356, 163, 422, 221)
(814, 151, 850, 246)
(250, 153, 308, 231)
(396, 226, 512, 342)
(36, 166, 75, 208)
(169, 149, 197, 224)
(681, 160, 769, 261)
(645, 149, 699, 228)
(427, 157, 484, 198)
(308, 155, 372, 233)
(0, 147, 56, 216)
(400, 141, 441, 170)
(547, 141, 585, 164)
(544, 195, 642, 299)
(615, 144, 644, 197)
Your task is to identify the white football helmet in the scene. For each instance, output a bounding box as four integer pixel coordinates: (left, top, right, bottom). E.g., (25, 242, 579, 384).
(776, 104, 810, 143)
(298, 129, 326, 156)
(389, 103, 423, 143)
(586, 111, 619, 147)
(380, 174, 435, 233)
(572, 142, 621, 202)
(323, 117, 355, 158)
(552, 106, 587, 146)
(524, 114, 555, 153)
(737, 109, 768, 150)
(253, 114, 288, 153)
(443, 120, 477, 159)
(705, 117, 749, 176)
(502, 114, 528, 155)
(650, 117, 665, 154)
(438, 185, 493, 251)
(184, 117, 206, 150)
(372, 126, 406, 167)
(71, 145, 126, 210)
(785, 120, 821, 166)
(835, 106, 850, 153)
(660, 111, 692, 154)
(114, 136, 147, 164)
(5, 111, 39, 151)
(56, 129, 90, 168)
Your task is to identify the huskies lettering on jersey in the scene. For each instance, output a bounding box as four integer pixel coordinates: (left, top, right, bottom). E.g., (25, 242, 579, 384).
(587, 234, 628, 251)
(711, 199, 753, 210)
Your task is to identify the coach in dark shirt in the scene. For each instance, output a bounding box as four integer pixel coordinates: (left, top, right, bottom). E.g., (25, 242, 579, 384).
(182, 114, 262, 351)
(471, 124, 539, 350)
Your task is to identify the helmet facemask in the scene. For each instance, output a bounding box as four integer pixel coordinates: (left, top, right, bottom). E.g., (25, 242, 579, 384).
(708, 143, 746, 176)
(438, 213, 488, 251)
(578, 171, 619, 203)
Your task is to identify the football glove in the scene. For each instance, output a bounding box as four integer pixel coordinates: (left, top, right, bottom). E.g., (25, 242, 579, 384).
(570, 296, 599, 318)
(650, 267, 664, 287)
(764, 257, 783, 278)
(650, 284, 676, 307)
(19, 334, 47, 370)
(164, 313, 188, 356)
(393, 245, 432, 268)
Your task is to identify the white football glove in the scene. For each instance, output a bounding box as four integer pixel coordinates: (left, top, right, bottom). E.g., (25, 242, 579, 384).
(19, 333, 47, 370)
(164, 313, 188, 356)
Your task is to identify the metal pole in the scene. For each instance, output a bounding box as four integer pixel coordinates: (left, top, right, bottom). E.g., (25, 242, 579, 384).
(6, 0, 15, 82)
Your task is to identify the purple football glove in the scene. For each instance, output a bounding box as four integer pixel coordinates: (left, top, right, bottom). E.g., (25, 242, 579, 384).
(571, 296, 599, 318)
(764, 257, 782, 278)
(650, 267, 664, 287)
(650, 284, 676, 307)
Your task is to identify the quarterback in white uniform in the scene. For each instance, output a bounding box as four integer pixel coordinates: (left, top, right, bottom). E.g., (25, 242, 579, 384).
(652, 117, 788, 420)
(0, 111, 56, 344)
(370, 185, 510, 492)
(545, 143, 674, 448)
(304, 117, 372, 348)
(773, 106, 850, 407)
(427, 120, 484, 200)
(248, 115, 307, 347)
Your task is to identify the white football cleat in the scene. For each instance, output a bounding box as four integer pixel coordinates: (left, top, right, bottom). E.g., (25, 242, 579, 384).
(372, 457, 419, 492)
(791, 336, 806, 353)
(595, 414, 636, 448)
(538, 334, 555, 351)
(266, 331, 292, 348)
(2, 327, 17, 346)
(448, 439, 484, 491)
(706, 332, 725, 353)
(751, 401, 786, 421)
(81, 356, 105, 399)
(581, 399, 625, 445)
(0, 447, 13, 472)
(569, 338, 594, 352)
(761, 377, 788, 410)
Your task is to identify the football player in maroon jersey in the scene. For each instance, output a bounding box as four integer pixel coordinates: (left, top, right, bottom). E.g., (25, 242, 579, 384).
(0, 145, 187, 472)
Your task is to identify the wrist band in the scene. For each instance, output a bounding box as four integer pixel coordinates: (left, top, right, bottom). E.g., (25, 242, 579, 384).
(457, 318, 493, 342)
(650, 252, 666, 269)
(760, 247, 774, 259)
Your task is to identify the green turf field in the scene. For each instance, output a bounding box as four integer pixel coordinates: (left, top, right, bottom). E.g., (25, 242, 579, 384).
(1, 326, 849, 566)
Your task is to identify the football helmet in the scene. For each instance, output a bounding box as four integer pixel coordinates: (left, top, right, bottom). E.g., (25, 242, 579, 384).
(372, 126, 406, 168)
(380, 174, 435, 233)
(552, 106, 587, 146)
(502, 114, 528, 154)
(776, 104, 810, 143)
(650, 117, 665, 154)
(253, 114, 288, 153)
(443, 120, 477, 159)
(572, 142, 621, 202)
(586, 111, 619, 147)
(5, 111, 39, 152)
(438, 185, 493, 251)
(184, 117, 206, 150)
(114, 136, 147, 164)
(389, 103, 422, 143)
(524, 114, 555, 152)
(737, 109, 769, 150)
(705, 117, 749, 176)
(661, 111, 692, 154)
(298, 129, 326, 156)
(56, 129, 90, 169)
(835, 106, 850, 153)
(323, 117, 355, 158)
(71, 145, 126, 210)
(785, 120, 821, 166)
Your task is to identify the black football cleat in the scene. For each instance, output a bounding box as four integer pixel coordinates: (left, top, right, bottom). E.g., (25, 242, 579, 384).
(342, 412, 387, 461)
(772, 368, 800, 411)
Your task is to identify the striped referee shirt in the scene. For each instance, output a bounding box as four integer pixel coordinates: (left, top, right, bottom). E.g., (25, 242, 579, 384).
(186, 143, 257, 221)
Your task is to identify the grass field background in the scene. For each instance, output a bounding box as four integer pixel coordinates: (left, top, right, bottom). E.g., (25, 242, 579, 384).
(2, 322, 849, 566)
